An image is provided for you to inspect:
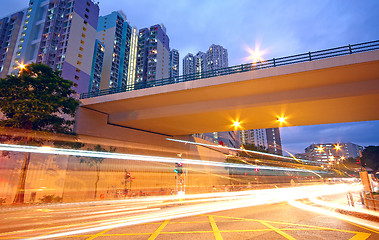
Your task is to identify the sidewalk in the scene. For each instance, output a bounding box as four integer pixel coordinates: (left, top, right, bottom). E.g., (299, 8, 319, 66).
(311, 192, 379, 228)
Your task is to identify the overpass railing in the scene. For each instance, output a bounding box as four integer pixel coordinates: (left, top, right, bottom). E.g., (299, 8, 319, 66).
(80, 40, 379, 99)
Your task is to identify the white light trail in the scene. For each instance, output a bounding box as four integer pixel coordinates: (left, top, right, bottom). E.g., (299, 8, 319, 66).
(288, 199, 379, 230)
(0, 143, 325, 173)
(24, 183, 359, 239)
(166, 138, 320, 165)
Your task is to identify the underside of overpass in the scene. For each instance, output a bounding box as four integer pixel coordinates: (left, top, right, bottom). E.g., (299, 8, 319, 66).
(79, 50, 379, 136)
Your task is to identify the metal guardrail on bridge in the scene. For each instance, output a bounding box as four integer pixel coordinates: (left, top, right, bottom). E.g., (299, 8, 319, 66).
(80, 40, 379, 99)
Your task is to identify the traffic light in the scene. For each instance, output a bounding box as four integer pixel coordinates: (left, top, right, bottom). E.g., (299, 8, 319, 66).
(126, 172, 131, 179)
(174, 162, 183, 174)
(255, 168, 259, 172)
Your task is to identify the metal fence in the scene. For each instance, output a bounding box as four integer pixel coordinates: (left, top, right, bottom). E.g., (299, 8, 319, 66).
(80, 40, 379, 99)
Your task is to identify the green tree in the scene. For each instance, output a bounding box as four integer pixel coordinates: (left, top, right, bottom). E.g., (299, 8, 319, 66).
(239, 143, 268, 158)
(80, 145, 116, 200)
(361, 146, 379, 173)
(243, 143, 268, 153)
(0, 63, 80, 204)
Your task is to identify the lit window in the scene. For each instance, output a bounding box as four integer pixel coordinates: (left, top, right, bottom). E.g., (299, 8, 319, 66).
(79, 46, 83, 51)
(80, 40, 85, 44)
(77, 61, 81, 65)
(78, 54, 82, 58)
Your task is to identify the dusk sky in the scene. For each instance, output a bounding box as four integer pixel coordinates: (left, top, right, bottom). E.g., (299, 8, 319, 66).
(1, 0, 379, 154)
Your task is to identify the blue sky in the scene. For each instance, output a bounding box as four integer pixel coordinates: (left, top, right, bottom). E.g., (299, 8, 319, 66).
(2, 0, 379, 154)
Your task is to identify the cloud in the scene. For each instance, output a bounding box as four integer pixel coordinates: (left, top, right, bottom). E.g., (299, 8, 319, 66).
(281, 121, 379, 154)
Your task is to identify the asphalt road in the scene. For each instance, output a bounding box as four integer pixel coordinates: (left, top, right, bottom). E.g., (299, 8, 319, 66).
(1, 202, 378, 239)
(54, 202, 377, 240)
(0, 185, 378, 239)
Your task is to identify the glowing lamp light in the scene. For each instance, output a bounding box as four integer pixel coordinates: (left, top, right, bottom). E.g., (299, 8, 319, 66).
(277, 116, 286, 124)
(316, 146, 324, 152)
(245, 43, 267, 63)
(233, 121, 241, 128)
(18, 63, 27, 72)
(334, 143, 342, 151)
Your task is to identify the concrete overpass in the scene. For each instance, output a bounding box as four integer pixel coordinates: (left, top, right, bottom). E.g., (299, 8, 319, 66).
(78, 48, 379, 136)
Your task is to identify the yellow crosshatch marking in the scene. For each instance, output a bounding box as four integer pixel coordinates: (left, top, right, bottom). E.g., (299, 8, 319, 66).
(0, 214, 375, 239)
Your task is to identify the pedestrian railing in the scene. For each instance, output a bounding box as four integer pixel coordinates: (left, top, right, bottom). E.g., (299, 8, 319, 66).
(80, 40, 379, 99)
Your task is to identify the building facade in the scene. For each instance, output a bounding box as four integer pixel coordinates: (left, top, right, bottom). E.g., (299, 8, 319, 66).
(265, 128, 283, 155)
(195, 51, 206, 75)
(239, 128, 283, 155)
(240, 129, 267, 149)
(169, 49, 179, 79)
(127, 27, 138, 88)
(88, 39, 104, 92)
(96, 11, 132, 91)
(305, 142, 363, 162)
(182, 53, 194, 75)
(206, 44, 228, 71)
(0, 10, 25, 78)
(1, 0, 100, 94)
(135, 24, 170, 85)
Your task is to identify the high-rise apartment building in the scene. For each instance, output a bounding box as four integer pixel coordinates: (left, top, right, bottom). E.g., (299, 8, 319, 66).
(265, 128, 283, 155)
(183, 51, 206, 76)
(169, 49, 179, 79)
(0, 11, 25, 78)
(96, 11, 132, 90)
(239, 128, 283, 155)
(195, 51, 206, 75)
(183, 44, 227, 78)
(127, 27, 138, 87)
(305, 142, 363, 162)
(88, 39, 104, 92)
(206, 44, 228, 71)
(240, 129, 267, 149)
(182, 53, 194, 75)
(1, 0, 100, 94)
(136, 24, 170, 85)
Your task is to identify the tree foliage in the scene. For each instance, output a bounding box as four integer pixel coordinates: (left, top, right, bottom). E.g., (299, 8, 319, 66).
(0, 63, 79, 133)
(361, 146, 379, 173)
(0, 63, 81, 204)
(239, 143, 268, 158)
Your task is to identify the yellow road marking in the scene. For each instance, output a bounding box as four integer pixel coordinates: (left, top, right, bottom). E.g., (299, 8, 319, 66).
(259, 220, 296, 240)
(210, 214, 371, 234)
(209, 216, 223, 240)
(148, 219, 170, 240)
(346, 221, 379, 234)
(85, 228, 112, 240)
(349, 232, 372, 240)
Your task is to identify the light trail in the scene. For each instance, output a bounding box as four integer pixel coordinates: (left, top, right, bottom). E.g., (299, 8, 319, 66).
(309, 196, 379, 217)
(288, 198, 379, 230)
(166, 138, 321, 165)
(0, 143, 326, 173)
(1, 183, 361, 239)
